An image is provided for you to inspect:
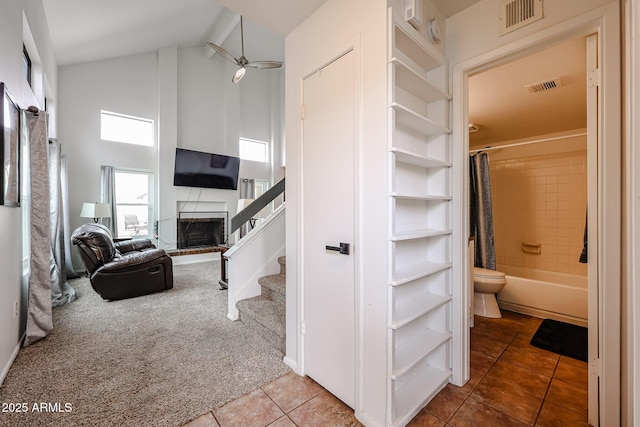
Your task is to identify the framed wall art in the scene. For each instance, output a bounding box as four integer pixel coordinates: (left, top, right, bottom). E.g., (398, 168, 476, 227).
(0, 82, 20, 207)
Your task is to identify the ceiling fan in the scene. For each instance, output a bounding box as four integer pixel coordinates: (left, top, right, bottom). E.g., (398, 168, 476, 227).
(207, 16, 283, 83)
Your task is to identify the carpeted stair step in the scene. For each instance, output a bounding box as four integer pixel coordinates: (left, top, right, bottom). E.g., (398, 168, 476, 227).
(258, 273, 285, 306)
(237, 295, 285, 353)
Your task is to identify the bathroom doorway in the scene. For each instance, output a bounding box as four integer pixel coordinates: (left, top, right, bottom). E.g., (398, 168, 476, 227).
(467, 36, 589, 326)
(453, 9, 621, 426)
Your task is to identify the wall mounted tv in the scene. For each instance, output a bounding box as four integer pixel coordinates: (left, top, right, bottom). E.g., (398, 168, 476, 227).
(173, 148, 240, 190)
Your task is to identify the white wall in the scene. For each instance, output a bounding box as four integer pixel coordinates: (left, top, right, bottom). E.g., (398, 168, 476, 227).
(285, 0, 388, 424)
(59, 53, 159, 252)
(446, 0, 613, 64)
(0, 0, 57, 384)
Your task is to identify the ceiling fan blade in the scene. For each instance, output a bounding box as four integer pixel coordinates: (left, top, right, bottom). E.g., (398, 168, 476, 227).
(246, 61, 283, 70)
(207, 42, 240, 66)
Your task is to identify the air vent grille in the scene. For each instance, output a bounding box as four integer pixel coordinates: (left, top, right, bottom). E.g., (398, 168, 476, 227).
(525, 78, 562, 94)
(499, 0, 543, 36)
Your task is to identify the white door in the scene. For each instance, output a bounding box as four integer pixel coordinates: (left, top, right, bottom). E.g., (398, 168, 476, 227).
(302, 49, 356, 408)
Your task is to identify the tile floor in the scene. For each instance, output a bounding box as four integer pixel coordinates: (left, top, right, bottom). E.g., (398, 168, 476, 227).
(182, 311, 588, 427)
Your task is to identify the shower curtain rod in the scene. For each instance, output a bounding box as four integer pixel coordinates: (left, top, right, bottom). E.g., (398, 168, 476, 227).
(469, 132, 587, 154)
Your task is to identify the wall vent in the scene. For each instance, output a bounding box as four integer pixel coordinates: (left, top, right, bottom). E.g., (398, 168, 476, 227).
(499, 0, 543, 36)
(404, 0, 423, 29)
(525, 77, 562, 94)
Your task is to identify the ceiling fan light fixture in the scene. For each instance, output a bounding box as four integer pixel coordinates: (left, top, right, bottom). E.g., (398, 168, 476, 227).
(207, 15, 283, 83)
(232, 67, 246, 83)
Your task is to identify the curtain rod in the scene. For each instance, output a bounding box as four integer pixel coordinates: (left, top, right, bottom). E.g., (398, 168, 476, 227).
(469, 132, 587, 154)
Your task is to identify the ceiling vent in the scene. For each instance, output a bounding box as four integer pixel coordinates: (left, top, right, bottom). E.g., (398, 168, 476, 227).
(525, 77, 562, 94)
(499, 0, 543, 36)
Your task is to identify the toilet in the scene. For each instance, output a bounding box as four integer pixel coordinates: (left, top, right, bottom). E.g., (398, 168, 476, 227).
(473, 267, 507, 318)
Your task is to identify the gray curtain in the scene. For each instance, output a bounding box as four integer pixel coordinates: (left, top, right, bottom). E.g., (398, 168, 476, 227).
(470, 152, 496, 270)
(24, 112, 77, 347)
(61, 155, 79, 278)
(238, 178, 255, 239)
(24, 109, 53, 346)
(239, 178, 255, 199)
(49, 139, 77, 304)
(100, 165, 116, 233)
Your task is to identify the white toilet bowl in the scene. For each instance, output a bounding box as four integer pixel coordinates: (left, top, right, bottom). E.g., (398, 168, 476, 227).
(473, 267, 507, 318)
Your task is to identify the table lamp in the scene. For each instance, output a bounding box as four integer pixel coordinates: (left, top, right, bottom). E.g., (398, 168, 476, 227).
(80, 202, 111, 223)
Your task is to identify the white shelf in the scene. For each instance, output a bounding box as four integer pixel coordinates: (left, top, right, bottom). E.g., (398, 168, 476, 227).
(391, 261, 452, 286)
(391, 294, 452, 329)
(389, 9, 447, 74)
(391, 228, 451, 241)
(390, 57, 450, 104)
(391, 102, 451, 136)
(390, 192, 451, 201)
(390, 147, 451, 168)
(391, 330, 451, 379)
(391, 362, 451, 427)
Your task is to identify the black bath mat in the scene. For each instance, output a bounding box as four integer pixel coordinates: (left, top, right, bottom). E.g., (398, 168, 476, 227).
(530, 319, 588, 362)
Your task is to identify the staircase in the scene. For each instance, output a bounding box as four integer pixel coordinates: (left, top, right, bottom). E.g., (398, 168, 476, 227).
(236, 256, 286, 353)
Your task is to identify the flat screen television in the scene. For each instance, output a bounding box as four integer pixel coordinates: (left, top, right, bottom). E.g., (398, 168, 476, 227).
(173, 148, 240, 190)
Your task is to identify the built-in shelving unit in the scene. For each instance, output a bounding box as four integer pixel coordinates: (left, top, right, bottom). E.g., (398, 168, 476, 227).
(387, 6, 453, 426)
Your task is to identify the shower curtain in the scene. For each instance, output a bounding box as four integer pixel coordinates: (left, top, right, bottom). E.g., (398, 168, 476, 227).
(24, 110, 76, 347)
(470, 152, 496, 270)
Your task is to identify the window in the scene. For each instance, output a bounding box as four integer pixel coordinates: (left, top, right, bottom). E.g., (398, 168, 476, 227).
(239, 137, 268, 163)
(254, 180, 272, 219)
(22, 44, 32, 87)
(101, 110, 154, 147)
(114, 170, 152, 238)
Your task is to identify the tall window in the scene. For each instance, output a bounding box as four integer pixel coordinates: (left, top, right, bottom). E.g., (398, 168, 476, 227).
(239, 137, 268, 163)
(101, 110, 154, 147)
(22, 44, 32, 87)
(114, 170, 152, 238)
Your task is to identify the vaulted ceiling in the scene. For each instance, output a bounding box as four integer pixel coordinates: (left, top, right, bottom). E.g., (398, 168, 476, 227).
(42, 0, 327, 66)
(42, 0, 584, 146)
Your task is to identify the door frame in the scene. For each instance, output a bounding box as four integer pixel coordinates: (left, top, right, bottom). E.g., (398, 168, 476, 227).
(294, 35, 363, 404)
(451, 3, 620, 426)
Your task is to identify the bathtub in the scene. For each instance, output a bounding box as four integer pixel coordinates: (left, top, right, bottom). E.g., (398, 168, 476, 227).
(496, 265, 588, 327)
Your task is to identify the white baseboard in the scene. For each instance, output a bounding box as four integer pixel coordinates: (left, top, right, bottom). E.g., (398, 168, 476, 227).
(283, 356, 298, 373)
(355, 412, 383, 427)
(171, 253, 220, 266)
(1, 334, 24, 387)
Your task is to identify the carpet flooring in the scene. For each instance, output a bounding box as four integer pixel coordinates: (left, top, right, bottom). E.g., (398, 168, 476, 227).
(530, 318, 588, 362)
(0, 260, 290, 427)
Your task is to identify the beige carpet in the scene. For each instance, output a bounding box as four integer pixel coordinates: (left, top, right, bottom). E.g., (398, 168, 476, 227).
(0, 260, 290, 427)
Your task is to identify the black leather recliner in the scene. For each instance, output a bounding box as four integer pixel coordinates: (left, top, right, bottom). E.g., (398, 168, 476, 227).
(71, 223, 173, 300)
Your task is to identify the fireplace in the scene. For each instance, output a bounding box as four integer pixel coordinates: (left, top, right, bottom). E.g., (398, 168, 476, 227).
(177, 211, 227, 249)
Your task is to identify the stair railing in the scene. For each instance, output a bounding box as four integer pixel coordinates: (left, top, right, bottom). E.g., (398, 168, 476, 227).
(230, 178, 285, 236)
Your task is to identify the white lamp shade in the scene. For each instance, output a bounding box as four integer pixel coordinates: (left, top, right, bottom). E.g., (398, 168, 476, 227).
(80, 202, 111, 219)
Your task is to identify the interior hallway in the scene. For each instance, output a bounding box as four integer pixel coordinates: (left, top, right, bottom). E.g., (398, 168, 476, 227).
(182, 311, 588, 426)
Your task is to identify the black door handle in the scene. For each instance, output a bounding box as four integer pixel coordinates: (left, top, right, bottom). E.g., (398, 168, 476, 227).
(325, 242, 350, 255)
